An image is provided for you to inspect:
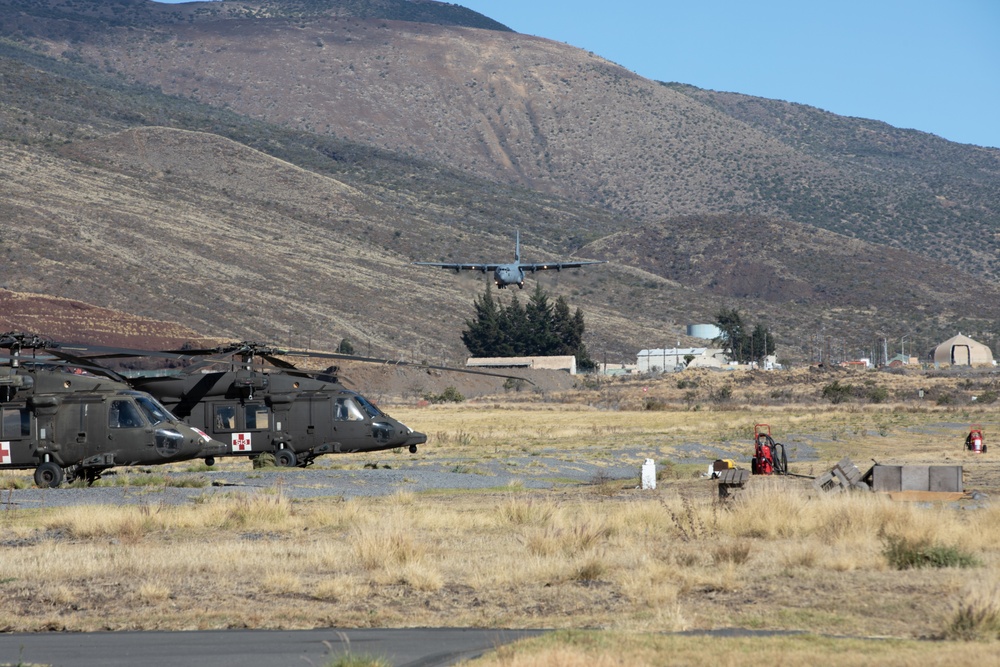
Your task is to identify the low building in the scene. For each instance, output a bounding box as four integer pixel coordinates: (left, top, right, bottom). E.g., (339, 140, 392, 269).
(928, 333, 994, 367)
(599, 362, 638, 376)
(466, 355, 577, 374)
(636, 347, 731, 373)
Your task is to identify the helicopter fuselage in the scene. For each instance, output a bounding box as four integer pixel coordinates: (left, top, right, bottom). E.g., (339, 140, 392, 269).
(1, 365, 227, 486)
(131, 369, 427, 466)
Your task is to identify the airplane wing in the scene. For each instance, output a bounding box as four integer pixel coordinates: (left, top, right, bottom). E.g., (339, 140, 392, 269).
(518, 260, 607, 272)
(413, 262, 501, 272)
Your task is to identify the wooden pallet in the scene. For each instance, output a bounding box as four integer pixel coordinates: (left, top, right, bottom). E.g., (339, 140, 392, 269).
(716, 468, 750, 499)
(812, 457, 870, 494)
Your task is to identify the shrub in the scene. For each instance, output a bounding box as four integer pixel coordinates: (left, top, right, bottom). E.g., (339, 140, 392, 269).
(643, 396, 667, 411)
(976, 390, 998, 404)
(883, 535, 979, 570)
(866, 386, 890, 403)
(253, 452, 277, 469)
(710, 386, 733, 403)
(822, 380, 854, 404)
(503, 377, 526, 392)
(423, 386, 465, 403)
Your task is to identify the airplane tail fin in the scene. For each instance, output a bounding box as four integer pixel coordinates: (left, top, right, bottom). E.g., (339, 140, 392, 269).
(514, 230, 521, 263)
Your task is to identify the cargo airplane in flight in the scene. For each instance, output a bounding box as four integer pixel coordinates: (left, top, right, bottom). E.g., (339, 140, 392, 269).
(413, 231, 605, 289)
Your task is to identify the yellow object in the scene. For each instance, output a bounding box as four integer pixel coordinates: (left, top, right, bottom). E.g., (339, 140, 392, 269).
(712, 459, 736, 472)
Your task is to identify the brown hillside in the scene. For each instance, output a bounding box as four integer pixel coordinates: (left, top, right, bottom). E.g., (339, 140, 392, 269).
(0, 126, 669, 359)
(74, 17, 837, 222)
(49, 7, 1000, 280)
(1, 1, 999, 363)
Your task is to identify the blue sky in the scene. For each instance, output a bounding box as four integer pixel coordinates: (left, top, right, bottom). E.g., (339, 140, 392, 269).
(154, 0, 999, 148)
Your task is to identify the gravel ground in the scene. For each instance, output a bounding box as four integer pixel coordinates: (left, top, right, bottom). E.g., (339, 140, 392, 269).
(1, 450, 652, 509)
(0, 435, 827, 509)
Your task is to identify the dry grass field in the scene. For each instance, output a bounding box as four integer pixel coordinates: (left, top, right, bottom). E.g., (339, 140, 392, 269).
(1, 368, 1000, 665)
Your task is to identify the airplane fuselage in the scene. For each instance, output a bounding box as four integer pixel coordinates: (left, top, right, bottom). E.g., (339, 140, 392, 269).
(494, 264, 525, 289)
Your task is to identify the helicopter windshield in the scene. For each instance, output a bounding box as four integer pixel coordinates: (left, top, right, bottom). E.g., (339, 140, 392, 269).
(109, 399, 145, 429)
(335, 397, 365, 422)
(136, 395, 173, 426)
(352, 394, 384, 419)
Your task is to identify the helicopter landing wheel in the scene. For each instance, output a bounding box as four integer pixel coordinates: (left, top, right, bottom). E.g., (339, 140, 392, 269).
(275, 448, 297, 467)
(409, 444, 418, 454)
(34, 462, 64, 488)
(204, 456, 216, 467)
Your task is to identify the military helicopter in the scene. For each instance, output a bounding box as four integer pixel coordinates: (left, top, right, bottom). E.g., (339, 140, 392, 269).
(0, 333, 228, 487)
(55, 341, 520, 468)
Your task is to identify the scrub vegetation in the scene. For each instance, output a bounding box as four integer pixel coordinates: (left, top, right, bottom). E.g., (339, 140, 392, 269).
(1, 375, 999, 664)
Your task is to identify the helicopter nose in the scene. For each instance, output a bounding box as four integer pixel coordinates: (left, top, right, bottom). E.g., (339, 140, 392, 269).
(197, 436, 229, 458)
(188, 427, 228, 457)
(405, 430, 427, 448)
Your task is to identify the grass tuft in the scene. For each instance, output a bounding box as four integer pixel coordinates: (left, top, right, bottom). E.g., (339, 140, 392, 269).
(943, 586, 1000, 641)
(712, 539, 752, 565)
(496, 497, 554, 526)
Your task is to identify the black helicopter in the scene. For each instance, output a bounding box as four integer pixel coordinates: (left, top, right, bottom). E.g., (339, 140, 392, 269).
(0, 333, 228, 487)
(53, 341, 512, 468)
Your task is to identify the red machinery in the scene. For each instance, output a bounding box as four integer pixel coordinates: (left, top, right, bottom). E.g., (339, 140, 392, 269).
(751, 423, 788, 475)
(966, 425, 986, 454)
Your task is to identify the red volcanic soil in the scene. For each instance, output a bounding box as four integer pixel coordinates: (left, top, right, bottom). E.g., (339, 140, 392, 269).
(0, 290, 213, 349)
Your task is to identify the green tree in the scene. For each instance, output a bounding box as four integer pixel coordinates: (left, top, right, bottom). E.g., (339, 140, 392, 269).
(500, 294, 527, 356)
(551, 296, 581, 354)
(714, 308, 775, 364)
(337, 338, 355, 355)
(571, 307, 597, 371)
(461, 286, 504, 357)
(525, 284, 558, 355)
(461, 286, 597, 370)
(749, 322, 776, 363)
(714, 308, 748, 363)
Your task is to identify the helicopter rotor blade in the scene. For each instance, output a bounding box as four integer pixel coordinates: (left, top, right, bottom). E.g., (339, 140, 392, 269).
(0, 351, 129, 382)
(265, 348, 535, 384)
(40, 339, 535, 385)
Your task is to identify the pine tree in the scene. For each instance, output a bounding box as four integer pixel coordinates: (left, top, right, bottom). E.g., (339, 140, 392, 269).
(714, 307, 774, 364)
(461, 286, 504, 357)
(461, 285, 597, 370)
(551, 296, 578, 354)
(501, 295, 528, 355)
(571, 306, 597, 371)
(525, 284, 558, 355)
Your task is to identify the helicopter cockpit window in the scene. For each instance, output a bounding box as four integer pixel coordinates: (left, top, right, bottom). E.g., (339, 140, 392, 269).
(335, 398, 365, 422)
(2, 407, 30, 438)
(352, 394, 384, 419)
(215, 406, 237, 431)
(245, 404, 268, 430)
(135, 396, 171, 426)
(109, 400, 145, 429)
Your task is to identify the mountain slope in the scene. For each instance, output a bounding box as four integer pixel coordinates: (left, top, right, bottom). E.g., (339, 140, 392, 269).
(1, 1, 1000, 362)
(27, 2, 996, 281)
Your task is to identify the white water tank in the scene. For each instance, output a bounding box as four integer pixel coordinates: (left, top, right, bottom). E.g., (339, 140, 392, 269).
(687, 324, 722, 340)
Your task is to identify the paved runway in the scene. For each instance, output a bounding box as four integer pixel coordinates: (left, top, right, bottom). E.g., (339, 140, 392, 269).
(0, 628, 547, 667)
